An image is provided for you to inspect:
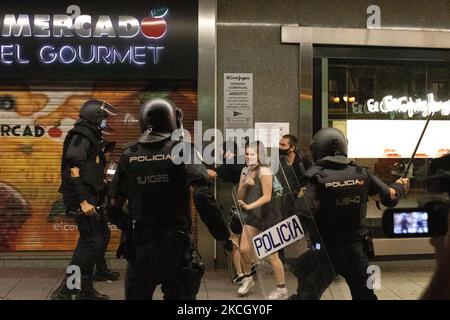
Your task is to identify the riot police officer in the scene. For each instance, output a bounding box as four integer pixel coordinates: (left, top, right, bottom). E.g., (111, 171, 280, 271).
(291, 127, 409, 300)
(51, 99, 118, 300)
(109, 98, 230, 300)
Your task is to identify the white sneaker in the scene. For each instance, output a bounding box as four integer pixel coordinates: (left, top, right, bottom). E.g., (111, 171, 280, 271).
(237, 277, 255, 296)
(268, 287, 288, 300)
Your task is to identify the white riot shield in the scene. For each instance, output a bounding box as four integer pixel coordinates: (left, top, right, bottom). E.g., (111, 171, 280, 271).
(229, 161, 336, 300)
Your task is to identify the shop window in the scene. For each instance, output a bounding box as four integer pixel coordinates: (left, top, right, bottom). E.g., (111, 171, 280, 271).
(321, 56, 450, 229)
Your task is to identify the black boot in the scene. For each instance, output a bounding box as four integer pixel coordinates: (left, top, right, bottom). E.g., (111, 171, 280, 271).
(93, 263, 120, 282)
(50, 275, 77, 300)
(76, 276, 110, 300)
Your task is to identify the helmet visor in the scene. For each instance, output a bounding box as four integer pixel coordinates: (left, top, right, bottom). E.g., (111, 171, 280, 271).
(99, 101, 119, 117)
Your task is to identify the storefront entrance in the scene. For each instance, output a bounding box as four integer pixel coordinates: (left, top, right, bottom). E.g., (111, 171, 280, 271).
(282, 26, 450, 256)
(312, 47, 450, 255)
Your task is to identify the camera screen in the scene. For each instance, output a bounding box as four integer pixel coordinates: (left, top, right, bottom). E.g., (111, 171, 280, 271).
(393, 211, 429, 235)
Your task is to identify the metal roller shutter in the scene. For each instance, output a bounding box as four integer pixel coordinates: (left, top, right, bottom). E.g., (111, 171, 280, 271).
(0, 83, 197, 252)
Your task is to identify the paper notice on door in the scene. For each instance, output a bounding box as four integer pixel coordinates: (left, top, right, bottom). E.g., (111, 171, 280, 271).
(224, 73, 253, 129)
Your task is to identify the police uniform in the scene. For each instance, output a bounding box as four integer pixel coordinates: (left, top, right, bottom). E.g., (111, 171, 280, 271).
(291, 128, 406, 300)
(52, 99, 117, 300)
(109, 98, 229, 300)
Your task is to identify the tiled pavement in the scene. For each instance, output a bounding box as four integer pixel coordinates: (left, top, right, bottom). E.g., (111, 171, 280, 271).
(0, 259, 435, 300)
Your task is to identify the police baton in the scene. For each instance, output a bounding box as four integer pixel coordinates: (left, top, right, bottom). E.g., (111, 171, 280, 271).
(402, 111, 434, 179)
(377, 110, 434, 209)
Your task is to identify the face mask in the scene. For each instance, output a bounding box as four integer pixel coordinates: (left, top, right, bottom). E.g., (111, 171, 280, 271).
(279, 148, 289, 156)
(99, 119, 107, 130)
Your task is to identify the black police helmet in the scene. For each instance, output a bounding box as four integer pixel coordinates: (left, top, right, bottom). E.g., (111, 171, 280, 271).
(138, 98, 183, 143)
(79, 99, 118, 127)
(310, 127, 348, 161)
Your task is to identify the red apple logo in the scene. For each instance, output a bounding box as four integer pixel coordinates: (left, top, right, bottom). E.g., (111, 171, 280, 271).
(141, 8, 168, 39)
(48, 127, 62, 138)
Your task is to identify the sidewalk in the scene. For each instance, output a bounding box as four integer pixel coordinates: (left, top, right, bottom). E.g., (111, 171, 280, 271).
(0, 259, 435, 300)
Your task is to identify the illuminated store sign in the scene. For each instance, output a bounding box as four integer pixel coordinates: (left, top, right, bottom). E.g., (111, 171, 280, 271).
(0, 5, 167, 65)
(366, 93, 450, 118)
(1, 10, 168, 39)
(0, 1, 197, 80)
(347, 119, 450, 159)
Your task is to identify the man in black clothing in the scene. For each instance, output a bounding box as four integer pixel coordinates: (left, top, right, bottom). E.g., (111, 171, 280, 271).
(291, 127, 409, 300)
(51, 99, 118, 300)
(109, 98, 230, 300)
(278, 134, 312, 193)
(276, 134, 311, 263)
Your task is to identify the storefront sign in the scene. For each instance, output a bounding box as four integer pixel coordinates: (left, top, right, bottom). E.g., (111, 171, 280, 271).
(0, 1, 198, 80)
(1, 9, 168, 39)
(1, 7, 167, 65)
(224, 73, 253, 129)
(366, 93, 450, 118)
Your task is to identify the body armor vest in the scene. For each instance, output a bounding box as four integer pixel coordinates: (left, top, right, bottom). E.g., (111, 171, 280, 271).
(306, 163, 370, 245)
(122, 140, 191, 232)
(60, 121, 106, 194)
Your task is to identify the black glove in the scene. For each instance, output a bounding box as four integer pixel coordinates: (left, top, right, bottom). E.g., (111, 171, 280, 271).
(389, 182, 405, 198)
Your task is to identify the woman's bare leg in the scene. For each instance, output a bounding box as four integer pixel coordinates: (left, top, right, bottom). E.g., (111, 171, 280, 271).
(266, 252, 286, 286)
(230, 232, 242, 275)
(239, 225, 259, 275)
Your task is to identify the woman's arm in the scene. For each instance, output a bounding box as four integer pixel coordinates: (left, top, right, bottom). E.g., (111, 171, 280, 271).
(242, 173, 273, 211)
(237, 170, 249, 200)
